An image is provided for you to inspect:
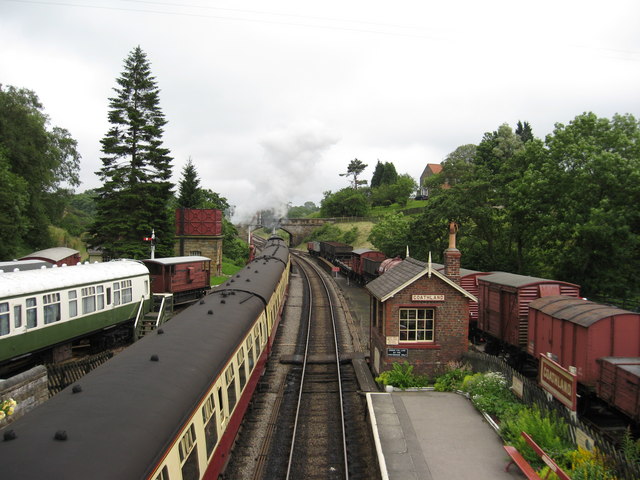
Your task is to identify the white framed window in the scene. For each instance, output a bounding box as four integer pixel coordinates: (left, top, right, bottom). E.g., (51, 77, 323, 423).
(96, 285, 105, 310)
(113, 282, 121, 306)
(0, 302, 9, 336)
(13, 305, 22, 328)
(81, 286, 96, 314)
(121, 280, 133, 303)
(399, 308, 435, 342)
(69, 290, 78, 317)
(43, 293, 61, 324)
(237, 347, 247, 391)
(26, 297, 37, 328)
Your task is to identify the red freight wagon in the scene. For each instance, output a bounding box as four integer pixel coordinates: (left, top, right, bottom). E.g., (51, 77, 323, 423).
(175, 208, 222, 236)
(528, 296, 640, 388)
(142, 256, 212, 305)
(597, 357, 640, 421)
(477, 273, 580, 349)
(351, 249, 386, 279)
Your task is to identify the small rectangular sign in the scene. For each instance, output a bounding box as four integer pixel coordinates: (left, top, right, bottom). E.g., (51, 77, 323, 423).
(331, 267, 340, 272)
(411, 294, 445, 301)
(387, 348, 408, 357)
(386, 336, 399, 345)
(539, 355, 577, 411)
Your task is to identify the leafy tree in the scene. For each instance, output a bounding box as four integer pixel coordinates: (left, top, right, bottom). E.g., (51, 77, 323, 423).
(369, 213, 411, 258)
(339, 158, 368, 189)
(370, 174, 417, 207)
(90, 46, 174, 259)
(320, 188, 370, 217)
(287, 201, 319, 218)
(177, 157, 203, 208)
(0, 152, 29, 258)
(0, 85, 81, 255)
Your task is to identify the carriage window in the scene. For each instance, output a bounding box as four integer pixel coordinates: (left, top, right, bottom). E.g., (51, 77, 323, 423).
(154, 466, 169, 480)
(0, 302, 9, 336)
(237, 347, 247, 391)
(247, 334, 255, 371)
(178, 424, 199, 480)
(96, 285, 105, 310)
(13, 305, 22, 328)
(69, 290, 78, 317)
(43, 293, 61, 324)
(82, 286, 96, 314)
(121, 280, 133, 303)
(225, 364, 237, 412)
(201, 393, 218, 458)
(26, 297, 37, 328)
(113, 282, 121, 306)
(217, 386, 226, 424)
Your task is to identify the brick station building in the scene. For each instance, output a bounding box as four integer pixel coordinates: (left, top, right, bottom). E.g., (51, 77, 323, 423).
(366, 224, 477, 377)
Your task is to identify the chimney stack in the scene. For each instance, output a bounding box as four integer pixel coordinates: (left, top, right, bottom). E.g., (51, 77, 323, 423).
(444, 221, 461, 284)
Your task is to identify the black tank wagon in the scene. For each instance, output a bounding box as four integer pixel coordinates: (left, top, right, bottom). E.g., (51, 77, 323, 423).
(0, 236, 290, 480)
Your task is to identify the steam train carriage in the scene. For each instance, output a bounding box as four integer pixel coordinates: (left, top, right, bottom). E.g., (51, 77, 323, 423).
(0, 260, 152, 366)
(0, 236, 290, 480)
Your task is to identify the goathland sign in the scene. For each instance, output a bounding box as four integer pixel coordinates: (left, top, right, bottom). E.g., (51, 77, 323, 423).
(539, 354, 577, 411)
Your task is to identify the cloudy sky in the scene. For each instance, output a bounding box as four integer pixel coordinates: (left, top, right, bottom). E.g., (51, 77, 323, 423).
(1, 1, 639, 221)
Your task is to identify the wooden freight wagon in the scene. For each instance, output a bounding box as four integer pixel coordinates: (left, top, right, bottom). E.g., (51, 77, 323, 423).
(528, 295, 640, 387)
(477, 273, 580, 350)
(142, 256, 212, 306)
(349, 249, 386, 282)
(445, 268, 492, 327)
(319, 241, 353, 263)
(597, 357, 640, 421)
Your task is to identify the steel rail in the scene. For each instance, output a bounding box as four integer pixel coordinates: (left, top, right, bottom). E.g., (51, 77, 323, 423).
(285, 254, 349, 480)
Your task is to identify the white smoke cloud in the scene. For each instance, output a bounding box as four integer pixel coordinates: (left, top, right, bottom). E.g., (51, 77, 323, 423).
(232, 120, 340, 224)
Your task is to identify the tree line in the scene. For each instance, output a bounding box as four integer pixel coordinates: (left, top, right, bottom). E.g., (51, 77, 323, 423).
(320, 158, 417, 217)
(369, 117, 640, 301)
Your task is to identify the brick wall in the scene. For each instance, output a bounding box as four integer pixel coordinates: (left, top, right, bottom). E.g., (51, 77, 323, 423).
(174, 236, 223, 276)
(371, 273, 469, 378)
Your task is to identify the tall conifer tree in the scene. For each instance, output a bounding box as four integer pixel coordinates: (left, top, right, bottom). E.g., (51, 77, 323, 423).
(177, 157, 203, 208)
(91, 46, 174, 258)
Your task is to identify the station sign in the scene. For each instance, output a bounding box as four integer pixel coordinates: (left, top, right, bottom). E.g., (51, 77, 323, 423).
(387, 348, 408, 357)
(539, 354, 577, 411)
(411, 294, 445, 301)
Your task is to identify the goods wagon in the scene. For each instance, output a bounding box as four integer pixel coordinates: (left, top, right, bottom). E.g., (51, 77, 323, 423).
(597, 357, 640, 422)
(142, 256, 211, 305)
(477, 272, 580, 350)
(350, 249, 386, 280)
(528, 296, 640, 387)
(319, 241, 353, 263)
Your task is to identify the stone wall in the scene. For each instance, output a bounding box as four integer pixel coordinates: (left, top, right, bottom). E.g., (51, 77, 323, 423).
(0, 366, 48, 429)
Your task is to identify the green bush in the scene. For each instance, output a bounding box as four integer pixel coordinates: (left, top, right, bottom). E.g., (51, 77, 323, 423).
(433, 361, 472, 391)
(375, 361, 429, 389)
(500, 406, 573, 469)
(461, 371, 523, 419)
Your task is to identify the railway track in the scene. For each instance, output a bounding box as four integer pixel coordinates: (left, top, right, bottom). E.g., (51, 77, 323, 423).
(224, 250, 379, 480)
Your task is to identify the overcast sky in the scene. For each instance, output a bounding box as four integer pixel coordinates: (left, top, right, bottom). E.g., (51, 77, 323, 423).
(1, 0, 639, 222)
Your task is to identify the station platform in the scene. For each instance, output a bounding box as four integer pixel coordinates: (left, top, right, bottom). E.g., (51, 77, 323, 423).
(367, 391, 524, 480)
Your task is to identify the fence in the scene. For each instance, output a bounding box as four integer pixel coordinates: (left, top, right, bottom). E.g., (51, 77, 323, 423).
(463, 350, 640, 480)
(46, 351, 114, 396)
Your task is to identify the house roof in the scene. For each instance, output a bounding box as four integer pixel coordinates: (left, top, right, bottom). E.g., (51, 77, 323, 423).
(420, 163, 443, 180)
(365, 257, 477, 303)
